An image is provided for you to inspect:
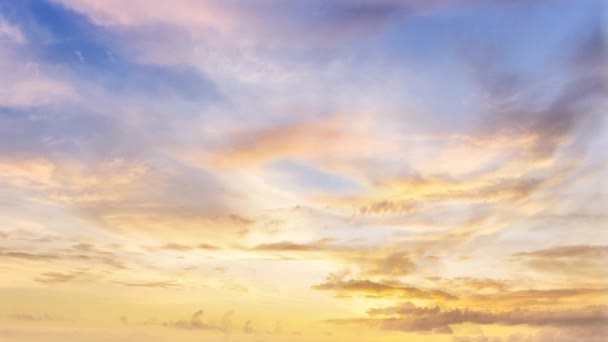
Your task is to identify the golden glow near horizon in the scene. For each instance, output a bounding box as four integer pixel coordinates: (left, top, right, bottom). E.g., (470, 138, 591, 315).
(0, 1, 607, 341)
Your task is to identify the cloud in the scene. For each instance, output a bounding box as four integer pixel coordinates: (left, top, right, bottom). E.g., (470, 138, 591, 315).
(189, 310, 205, 329)
(465, 288, 608, 309)
(200, 115, 376, 169)
(34, 271, 89, 284)
(0, 156, 251, 243)
(253, 241, 323, 252)
(358, 200, 418, 215)
(328, 304, 608, 334)
(50, 0, 407, 50)
(7, 313, 61, 321)
(466, 8, 607, 159)
(0, 250, 61, 261)
(163, 309, 212, 330)
(514, 245, 608, 259)
(162, 309, 249, 335)
(0, 157, 148, 203)
(313, 277, 457, 301)
(0, 79, 74, 108)
(150, 243, 222, 252)
(342, 174, 547, 216)
(0, 21, 74, 108)
(114, 281, 178, 289)
(219, 310, 234, 334)
(89, 208, 255, 243)
(243, 320, 253, 334)
(512, 245, 608, 283)
(367, 301, 440, 317)
(428, 277, 512, 293)
(453, 326, 608, 342)
(0, 243, 127, 271)
(0, 16, 25, 43)
(251, 238, 337, 252)
(0, 2, 605, 341)
(53, 0, 554, 55)
(365, 252, 416, 276)
(2, 0, 221, 101)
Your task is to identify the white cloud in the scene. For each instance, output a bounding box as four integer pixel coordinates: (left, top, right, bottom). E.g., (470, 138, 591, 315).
(0, 17, 25, 44)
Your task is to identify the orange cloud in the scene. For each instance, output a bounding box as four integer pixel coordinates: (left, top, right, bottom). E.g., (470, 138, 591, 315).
(313, 278, 457, 301)
(327, 304, 608, 334)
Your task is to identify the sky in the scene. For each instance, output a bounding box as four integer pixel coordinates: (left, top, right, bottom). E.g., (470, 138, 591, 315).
(0, 0, 606, 341)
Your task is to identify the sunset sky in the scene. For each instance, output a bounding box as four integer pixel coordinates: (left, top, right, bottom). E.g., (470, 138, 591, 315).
(0, 1, 607, 341)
